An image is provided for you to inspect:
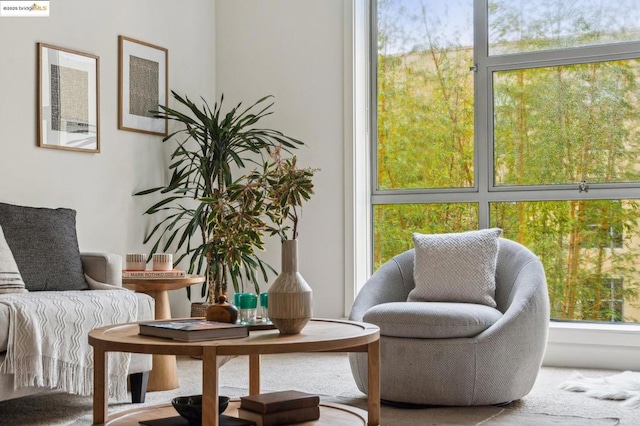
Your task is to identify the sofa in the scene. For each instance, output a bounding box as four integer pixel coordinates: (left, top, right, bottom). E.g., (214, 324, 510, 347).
(0, 202, 154, 403)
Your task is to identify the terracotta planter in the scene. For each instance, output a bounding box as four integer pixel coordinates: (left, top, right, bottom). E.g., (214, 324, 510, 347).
(268, 240, 312, 334)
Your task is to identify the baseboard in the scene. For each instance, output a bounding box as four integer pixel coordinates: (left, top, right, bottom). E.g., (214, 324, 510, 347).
(543, 321, 640, 370)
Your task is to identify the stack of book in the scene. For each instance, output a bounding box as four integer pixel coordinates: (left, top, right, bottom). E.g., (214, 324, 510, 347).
(236, 390, 321, 426)
(122, 269, 186, 278)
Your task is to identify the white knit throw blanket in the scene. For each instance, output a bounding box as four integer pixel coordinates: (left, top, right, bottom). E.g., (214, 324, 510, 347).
(0, 289, 138, 401)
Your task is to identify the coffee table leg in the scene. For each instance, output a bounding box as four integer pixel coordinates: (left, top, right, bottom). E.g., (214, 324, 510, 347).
(249, 354, 260, 395)
(367, 339, 381, 426)
(93, 347, 108, 424)
(202, 346, 219, 426)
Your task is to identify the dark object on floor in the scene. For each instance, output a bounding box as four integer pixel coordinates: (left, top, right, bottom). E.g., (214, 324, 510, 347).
(171, 395, 230, 425)
(139, 413, 256, 426)
(129, 371, 149, 403)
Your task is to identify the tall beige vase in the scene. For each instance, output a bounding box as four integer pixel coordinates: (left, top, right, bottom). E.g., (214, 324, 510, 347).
(268, 239, 312, 334)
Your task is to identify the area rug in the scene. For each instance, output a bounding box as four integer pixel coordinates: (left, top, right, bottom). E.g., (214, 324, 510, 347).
(560, 371, 640, 408)
(0, 355, 634, 425)
(328, 395, 620, 426)
(477, 410, 619, 425)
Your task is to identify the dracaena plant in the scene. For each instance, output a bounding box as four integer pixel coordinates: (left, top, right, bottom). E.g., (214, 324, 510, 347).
(136, 91, 303, 304)
(258, 148, 316, 241)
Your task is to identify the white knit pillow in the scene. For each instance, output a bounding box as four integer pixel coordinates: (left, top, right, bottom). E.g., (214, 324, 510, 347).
(0, 225, 27, 294)
(408, 228, 501, 307)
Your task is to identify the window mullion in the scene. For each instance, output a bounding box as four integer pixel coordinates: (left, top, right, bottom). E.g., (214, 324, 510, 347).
(475, 0, 490, 228)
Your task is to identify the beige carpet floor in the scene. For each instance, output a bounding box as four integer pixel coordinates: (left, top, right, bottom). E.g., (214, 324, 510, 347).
(0, 353, 638, 425)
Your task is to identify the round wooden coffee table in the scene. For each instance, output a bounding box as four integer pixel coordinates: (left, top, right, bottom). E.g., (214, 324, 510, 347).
(89, 318, 380, 426)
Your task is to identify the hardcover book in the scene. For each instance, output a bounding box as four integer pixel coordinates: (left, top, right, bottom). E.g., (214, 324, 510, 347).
(122, 269, 186, 278)
(240, 390, 320, 414)
(236, 406, 320, 426)
(138, 319, 248, 342)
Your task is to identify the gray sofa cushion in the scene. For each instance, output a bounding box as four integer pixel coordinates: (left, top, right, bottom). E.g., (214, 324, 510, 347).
(363, 301, 502, 339)
(0, 203, 88, 291)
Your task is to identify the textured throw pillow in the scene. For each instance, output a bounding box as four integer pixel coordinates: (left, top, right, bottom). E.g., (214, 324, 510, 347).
(408, 228, 502, 307)
(0, 225, 27, 294)
(0, 202, 88, 291)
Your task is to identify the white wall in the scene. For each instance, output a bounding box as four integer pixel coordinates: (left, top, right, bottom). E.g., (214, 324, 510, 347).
(214, 0, 348, 319)
(0, 0, 215, 314)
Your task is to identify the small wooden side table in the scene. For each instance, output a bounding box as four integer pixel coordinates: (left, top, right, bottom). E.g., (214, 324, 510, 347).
(122, 275, 205, 391)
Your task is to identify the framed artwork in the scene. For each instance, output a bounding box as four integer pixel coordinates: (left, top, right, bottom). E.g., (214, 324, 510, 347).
(118, 36, 168, 136)
(37, 43, 100, 153)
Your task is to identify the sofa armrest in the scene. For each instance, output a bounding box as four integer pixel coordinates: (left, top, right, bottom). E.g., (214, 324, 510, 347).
(81, 252, 122, 286)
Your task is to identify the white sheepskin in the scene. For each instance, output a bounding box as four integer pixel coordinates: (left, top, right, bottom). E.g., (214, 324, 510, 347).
(559, 371, 640, 408)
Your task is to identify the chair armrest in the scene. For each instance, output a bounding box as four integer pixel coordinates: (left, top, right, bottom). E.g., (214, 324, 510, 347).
(80, 252, 122, 286)
(350, 250, 415, 321)
(478, 257, 549, 342)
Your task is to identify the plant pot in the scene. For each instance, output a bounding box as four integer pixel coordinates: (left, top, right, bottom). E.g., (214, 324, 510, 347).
(268, 240, 312, 334)
(190, 302, 210, 318)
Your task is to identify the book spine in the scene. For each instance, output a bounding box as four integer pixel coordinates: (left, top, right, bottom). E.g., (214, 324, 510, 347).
(122, 270, 186, 278)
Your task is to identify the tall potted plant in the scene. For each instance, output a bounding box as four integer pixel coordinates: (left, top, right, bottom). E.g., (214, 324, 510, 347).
(136, 91, 303, 307)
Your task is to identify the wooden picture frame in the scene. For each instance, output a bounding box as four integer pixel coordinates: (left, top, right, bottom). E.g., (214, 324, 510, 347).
(118, 36, 168, 136)
(37, 43, 100, 153)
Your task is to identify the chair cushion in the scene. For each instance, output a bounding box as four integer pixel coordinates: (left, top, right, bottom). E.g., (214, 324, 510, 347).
(408, 228, 502, 307)
(363, 301, 502, 339)
(0, 203, 88, 291)
(0, 225, 27, 294)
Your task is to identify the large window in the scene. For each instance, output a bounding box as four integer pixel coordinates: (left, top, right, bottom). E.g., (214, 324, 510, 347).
(372, 0, 640, 323)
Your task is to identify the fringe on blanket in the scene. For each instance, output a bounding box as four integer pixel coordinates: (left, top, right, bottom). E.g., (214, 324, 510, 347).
(2, 354, 130, 400)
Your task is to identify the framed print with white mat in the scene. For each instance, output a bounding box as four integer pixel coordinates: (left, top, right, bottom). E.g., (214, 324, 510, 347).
(118, 36, 168, 136)
(37, 43, 99, 153)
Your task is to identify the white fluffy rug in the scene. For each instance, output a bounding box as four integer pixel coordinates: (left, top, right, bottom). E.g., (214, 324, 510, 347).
(560, 371, 640, 408)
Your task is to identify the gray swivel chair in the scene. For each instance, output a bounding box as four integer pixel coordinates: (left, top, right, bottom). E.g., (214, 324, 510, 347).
(349, 238, 549, 406)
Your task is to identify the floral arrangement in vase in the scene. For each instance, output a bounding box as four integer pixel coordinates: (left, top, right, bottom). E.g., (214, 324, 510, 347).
(259, 147, 317, 334)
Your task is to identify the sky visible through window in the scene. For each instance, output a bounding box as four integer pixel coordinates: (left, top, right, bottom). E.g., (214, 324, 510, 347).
(378, 0, 472, 54)
(379, 0, 640, 55)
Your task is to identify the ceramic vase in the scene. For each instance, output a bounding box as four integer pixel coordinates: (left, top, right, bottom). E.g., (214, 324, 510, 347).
(268, 240, 312, 334)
